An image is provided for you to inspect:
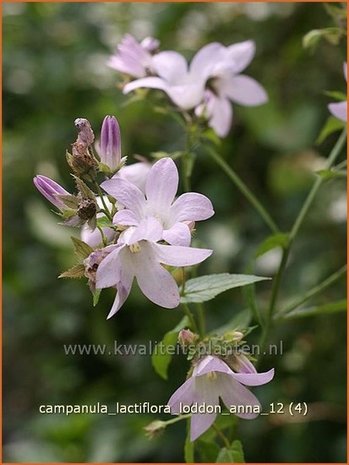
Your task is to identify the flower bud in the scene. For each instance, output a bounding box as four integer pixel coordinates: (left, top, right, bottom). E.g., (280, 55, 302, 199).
(33, 175, 70, 210)
(144, 420, 166, 439)
(99, 115, 122, 171)
(178, 329, 198, 346)
(224, 330, 244, 343)
(141, 36, 160, 53)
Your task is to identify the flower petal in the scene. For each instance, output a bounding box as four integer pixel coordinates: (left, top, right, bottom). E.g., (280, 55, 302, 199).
(123, 76, 169, 94)
(96, 246, 124, 289)
(167, 377, 195, 413)
(101, 178, 145, 218)
(190, 42, 224, 79)
(81, 225, 115, 248)
(127, 217, 163, 244)
(218, 374, 261, 419)
(113, 209, 139, 226)
(163, 223, 191, 246)
(154, 243, 212, 267)
(226, 40, 256, 74)
(190, 412, 217, 442)
(328, 101, 347, 122)
(209, 95, 233, 137)
(222, 75, 268, 106)
(145, 158, 179, 212)
(171, 192, 214, 223)
(116, 161, 151, 192)
(133, 243, 180, 308)
(194, 355, 233, 377)
(106, 268, 134, 319)
(231, 368, 275, 386)
(152, 51, 188, 83)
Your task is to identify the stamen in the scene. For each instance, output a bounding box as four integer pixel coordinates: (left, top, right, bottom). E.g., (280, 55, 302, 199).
(129, 242, 141, 253)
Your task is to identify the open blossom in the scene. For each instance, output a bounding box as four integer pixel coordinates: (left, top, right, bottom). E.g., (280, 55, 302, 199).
(195, 41, 268, 137)
(168, 355, 274, 441)
(95, 217, 212, 318)
(328, 62, 347, 122)
(114, 160, 152, 192)
(33, 175, 70, 210)
(96, 115, 122, 171)
(107, 34, 159, 78)
(101, 157, 214, 247)
(123, 49, 211, 110)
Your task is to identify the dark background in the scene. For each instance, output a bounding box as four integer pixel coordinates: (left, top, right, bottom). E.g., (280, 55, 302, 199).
(3, 2, 347, 462)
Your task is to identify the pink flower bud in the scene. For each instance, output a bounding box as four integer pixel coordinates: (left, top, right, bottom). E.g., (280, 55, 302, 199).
(99, 115, 122, 171)
(33, 175, 70, 210)
(178, 329, 198, 346)
(141, 36, 160, 53)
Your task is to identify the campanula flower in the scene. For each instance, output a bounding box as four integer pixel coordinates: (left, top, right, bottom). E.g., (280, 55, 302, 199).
(96, 115, 122, 171)
(168, 355, 274, 441)
(101, 157, 214, 246)
(115, 160, 152, 192)
(95, 217, 212, 318)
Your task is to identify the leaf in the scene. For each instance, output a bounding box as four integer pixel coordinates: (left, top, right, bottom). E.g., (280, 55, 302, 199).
(316, 116, 346, 145)
(216, 448, 234, 463)
(303, 27, 343, 50)
(151, 316, 189, 380)
(184, 422, 194, 463)
(59, 263, 85, 279)
(324, 91, 347, 101)
(93, 289, 101, 307)
(180, 274, 270, 304)
(197, 441, 220, 462)
(212, 308, 252, 336)
(216, 440, 245, 463)
(56, 194, 79, 209)
(255, 233, 289, 258)
(201, 128, 222, 147)
(316, 168, 346, 180)
(71, 236, 94, 260)
(72, 175, 96, 200)
(281, 300, 346, 319)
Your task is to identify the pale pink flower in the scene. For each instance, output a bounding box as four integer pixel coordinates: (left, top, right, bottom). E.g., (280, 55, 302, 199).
(168, 355, 274, 441)
(101, 158, 214, 247)
(115, 160, 152, 192)
(95, 217, 212, 318)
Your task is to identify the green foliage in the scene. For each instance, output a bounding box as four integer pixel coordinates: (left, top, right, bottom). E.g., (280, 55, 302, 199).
(180, 274, 270, 304)
(255, 233, 289, 258)
(317, 116, 346, 144)
(216, 441, 245, 463)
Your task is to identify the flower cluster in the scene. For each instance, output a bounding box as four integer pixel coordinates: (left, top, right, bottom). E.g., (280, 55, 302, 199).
(108, 35, 268, 137)
(34, 115, 214, 318)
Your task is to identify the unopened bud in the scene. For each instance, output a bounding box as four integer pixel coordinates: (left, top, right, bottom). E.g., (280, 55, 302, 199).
(178, 329, 198, 346)
(33, 175, 70, 211)
(141, 36, 160, 53)
(99, 115, 122, 171)
(144, 420, 166, 439)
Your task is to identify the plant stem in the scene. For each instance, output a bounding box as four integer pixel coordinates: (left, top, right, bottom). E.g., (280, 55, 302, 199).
(163, 414, 191, 426)
(93, 181, 113, 222)
(182, 303, 199, 335)
(258, 129, 346, 357)
(289, 129, 347, 242)
(206, 146, 279, 234)
(276, 264, 347, 317)
(212, 424, 231, 448)
(195, 302, 206, 338)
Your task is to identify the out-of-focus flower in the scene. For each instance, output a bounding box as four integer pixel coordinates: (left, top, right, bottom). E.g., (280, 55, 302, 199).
(195, 40, 268, 137)
(168, 355, 274, 441)
(33, 175, 70, 211)
(101, 157, 214, 246)
(96, 115, 122, 172)
(81, 196, 116, 247)
(107, 34, 159, 78)
(123, 49, 212, 110)
(328, 62, 347, 122)
(95, 217, 212, 318)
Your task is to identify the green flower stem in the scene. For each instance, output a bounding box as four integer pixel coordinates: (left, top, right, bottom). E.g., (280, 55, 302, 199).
(258, 129, 346, 358)
(212, 424, 231, 448)
(195, 302, 206, 338)
(93, 181, 113, 222)
(163, 414, 191, 426)
(289, 128, 347, 242)
(206, 146, 279, 234)
(275, 264, 347, 318)
(181, 303, 199, 335)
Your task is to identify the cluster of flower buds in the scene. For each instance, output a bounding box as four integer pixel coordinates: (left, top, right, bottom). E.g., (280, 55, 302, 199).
(108, 35, 268, 137)
(34, 116, 215, 318)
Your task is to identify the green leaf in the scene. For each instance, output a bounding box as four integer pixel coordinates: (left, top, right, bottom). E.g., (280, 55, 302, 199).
(256, 233, 289, 258)
(316, 168, 346, 180)
(216, 440, 245, 463)
(281, 300, 346, 319)
(197, 441, 220, 462)
(56, 194, 79, 209)
(180, 274, 270, 304)
(58, 263, 85, 279)
(72, 175, 96, 200)
(316, 116, 346, 145)
(324, 91, 347, 101)
(213, 308, 252, 336)
(71, 236, 94, 260)
(93, 289, 101, 307)
(184, 422, 194, 463)
(303, 27, 343, 50)
(216, 447, 234, 463)
(96, 216, 113, 228)
(151, 316, 189, 380)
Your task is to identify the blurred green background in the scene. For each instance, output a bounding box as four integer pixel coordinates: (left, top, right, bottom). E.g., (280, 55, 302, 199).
(3, 2, 347, 462)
